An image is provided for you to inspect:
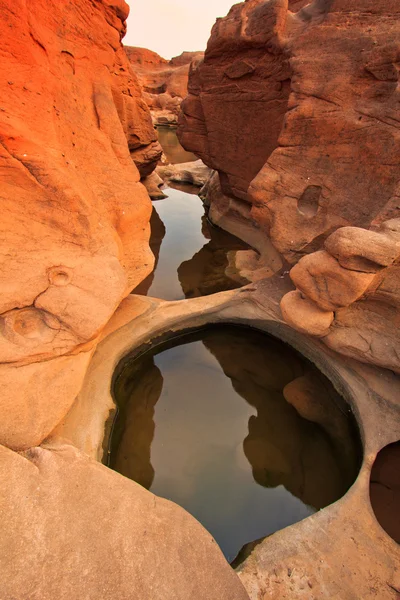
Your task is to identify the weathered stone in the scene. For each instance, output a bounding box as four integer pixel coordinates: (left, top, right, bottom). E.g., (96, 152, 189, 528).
(157, 159, 212, 187)
(127, 47, 204, 126)
(179, 0, 400, 262)
(0, 441, 249, 600)
(0, 0, 157, 448)
(280, 290, 334, 337)
(142, 171, 167, 199)
(325, 226, 400, 272)
(290, 250, 377, 311)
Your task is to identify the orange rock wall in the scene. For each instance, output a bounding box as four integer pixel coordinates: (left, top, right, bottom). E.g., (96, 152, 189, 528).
(0, 0, 158, 449)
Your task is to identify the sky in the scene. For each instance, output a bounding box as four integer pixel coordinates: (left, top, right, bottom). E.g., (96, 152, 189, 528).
(123, 0, 236, 59)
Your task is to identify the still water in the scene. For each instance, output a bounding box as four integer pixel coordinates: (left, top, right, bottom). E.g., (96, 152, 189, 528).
(133, 185, 248, 300)
(156, 126, 197, 164)
(133, 126, 248, 300)
(133, 186, 248, 300)
(110, 326, 361, 564)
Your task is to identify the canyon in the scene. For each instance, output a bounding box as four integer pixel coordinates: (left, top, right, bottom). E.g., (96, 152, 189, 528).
(0, 0, 399, 599)
(127, 46, 204, 126)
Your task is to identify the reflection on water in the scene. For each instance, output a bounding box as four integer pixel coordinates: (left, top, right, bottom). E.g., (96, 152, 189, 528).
(133, 186, 248, 300)
(110, 326, 361, 564)
(157, 126, 197, 164)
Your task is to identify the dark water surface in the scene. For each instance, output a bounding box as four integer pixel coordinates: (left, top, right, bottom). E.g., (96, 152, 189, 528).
(110, 326, 361, 564)
(133, 186, 248, 300)
(156, 126, 197, 164)
(133, 127, 248, 300)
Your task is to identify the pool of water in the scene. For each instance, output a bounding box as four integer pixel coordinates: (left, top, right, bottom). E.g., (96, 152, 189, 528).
(110, 326, 361, 564)
(133, 186, 248, 300)
(156, 126, 197, 164)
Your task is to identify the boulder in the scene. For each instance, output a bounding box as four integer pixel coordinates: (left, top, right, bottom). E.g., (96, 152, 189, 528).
(325, 223, 400, 272)
(280, 290, 334, 337)
(289, 250, 377, 311)
(0, 441, 249, 600)
(281, 223, 400, 372)
(156, 159, 212, 187)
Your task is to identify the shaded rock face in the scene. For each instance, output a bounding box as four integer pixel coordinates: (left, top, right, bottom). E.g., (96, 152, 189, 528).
(178, 0, 400, 262)
(0, 0, 160, 449)
(127, 46, 204, 126)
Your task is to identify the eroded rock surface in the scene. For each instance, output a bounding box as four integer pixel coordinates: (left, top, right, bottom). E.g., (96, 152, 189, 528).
(127, 47, 204, 126)
(178, 0, 400, 262)
(281, 219, 400, 372)
(0, 0, 159, 449)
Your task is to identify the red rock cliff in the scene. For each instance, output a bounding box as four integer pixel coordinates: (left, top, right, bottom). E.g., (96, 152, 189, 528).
(178, 0, 400, 261)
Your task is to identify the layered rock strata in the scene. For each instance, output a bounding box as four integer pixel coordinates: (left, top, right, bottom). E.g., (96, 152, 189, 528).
(127, 46, 204, 126)
(178, 0, 400, 261)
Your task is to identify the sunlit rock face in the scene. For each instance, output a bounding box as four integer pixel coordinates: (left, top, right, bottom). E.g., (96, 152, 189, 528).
(178, 0, 400, 262)
(126, 47, 204, 126)
(0, 0, 159, 449)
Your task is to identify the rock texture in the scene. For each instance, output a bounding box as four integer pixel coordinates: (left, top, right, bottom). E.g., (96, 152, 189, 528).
(0, 2, 253, 597)
(157, 159, 212, 187)
(281, 219, 400, 372)
(127, 47, 204, 126)
(0, 440, 249, 600)
(0, 0, 160, 450)
(55, 280, 400, 600)
(178, 0, 400, 262)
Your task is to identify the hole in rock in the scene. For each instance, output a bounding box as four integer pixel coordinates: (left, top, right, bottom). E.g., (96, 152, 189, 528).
(370, 441, 400, 543)
(297, 185, 322, 218)
(109, 325, 362, 564)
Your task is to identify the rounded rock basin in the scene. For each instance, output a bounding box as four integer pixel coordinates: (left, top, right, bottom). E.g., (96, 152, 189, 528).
(109, 325, 362, 564)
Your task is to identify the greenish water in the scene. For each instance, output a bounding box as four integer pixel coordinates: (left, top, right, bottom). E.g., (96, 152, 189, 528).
(157, 126, 197, 164)
(110, 326, 361, 564)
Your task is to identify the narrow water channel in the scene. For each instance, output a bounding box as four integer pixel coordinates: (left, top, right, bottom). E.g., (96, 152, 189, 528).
(133, 128, 248, 300)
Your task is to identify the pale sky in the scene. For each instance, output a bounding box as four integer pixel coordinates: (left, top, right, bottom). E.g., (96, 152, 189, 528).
(124, 0, 236, 59)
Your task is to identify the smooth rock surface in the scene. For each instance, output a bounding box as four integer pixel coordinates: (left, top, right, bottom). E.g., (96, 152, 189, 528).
(157, 159, 212, 187)
(0, 0, 157, 448)
(0, 440, 249, 600)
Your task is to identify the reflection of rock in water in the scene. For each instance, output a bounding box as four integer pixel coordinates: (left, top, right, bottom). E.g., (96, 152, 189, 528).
(110, 356, 163, 489)
(132, 207, 166, 295)
(203, 329, 360, 510)
(178, 216, 249, 298)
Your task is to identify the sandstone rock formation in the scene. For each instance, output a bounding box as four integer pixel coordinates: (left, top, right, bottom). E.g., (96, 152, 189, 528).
(127, 46, 204, 126)
(0, 440, 249, 600)
(0, 0, 161, 450)
(157, 159, 212, 187)
(178, 0, 400, 262)
(179, 0, 400, 370)
(281, 219, 400, 372)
